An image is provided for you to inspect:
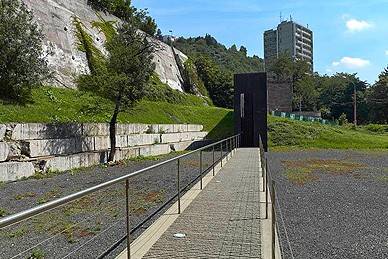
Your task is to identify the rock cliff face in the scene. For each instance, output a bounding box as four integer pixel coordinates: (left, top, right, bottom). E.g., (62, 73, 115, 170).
(23, 0, 187, 91)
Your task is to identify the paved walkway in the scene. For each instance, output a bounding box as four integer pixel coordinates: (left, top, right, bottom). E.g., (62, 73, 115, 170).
(143, 148, 262, 259)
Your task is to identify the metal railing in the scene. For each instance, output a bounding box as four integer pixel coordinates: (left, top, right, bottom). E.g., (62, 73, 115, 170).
(0, 134, 241, 259)
(259, 135, 279, 259)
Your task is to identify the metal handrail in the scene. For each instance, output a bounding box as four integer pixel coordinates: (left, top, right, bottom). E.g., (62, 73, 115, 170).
(259, 134, 277, 259)
(0, 133, 240, 258)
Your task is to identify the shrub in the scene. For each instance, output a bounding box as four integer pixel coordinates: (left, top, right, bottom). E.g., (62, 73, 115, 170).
(0, 0, 49, 103)
(338, 113, 348, 126)
(364, 124, 388, 134)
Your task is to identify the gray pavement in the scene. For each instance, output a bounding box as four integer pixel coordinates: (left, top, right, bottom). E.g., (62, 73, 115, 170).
(143, 148, 262, 259)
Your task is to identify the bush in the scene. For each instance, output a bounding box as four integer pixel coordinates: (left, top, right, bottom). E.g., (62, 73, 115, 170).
(338, 113, 348, 126)
(364, 124, 388, 134)
(0, 0, 49, 103)
(87, 0, 157, 35)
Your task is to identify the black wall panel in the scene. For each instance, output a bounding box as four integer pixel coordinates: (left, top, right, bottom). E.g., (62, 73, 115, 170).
(234, 73, 268, 150)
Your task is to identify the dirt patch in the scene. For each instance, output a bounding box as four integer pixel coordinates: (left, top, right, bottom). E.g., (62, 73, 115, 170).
(282, 159, 366, 185)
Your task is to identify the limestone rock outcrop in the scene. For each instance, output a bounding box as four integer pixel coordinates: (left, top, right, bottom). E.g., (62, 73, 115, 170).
(23, 0, 187, 91)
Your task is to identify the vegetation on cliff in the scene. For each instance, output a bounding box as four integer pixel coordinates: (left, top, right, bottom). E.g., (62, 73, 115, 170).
(87, 0, 157, 36)
(0, 0, 49, 103)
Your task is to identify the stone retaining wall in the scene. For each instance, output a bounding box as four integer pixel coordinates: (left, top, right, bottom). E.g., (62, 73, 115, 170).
(0, 123, 207, 182)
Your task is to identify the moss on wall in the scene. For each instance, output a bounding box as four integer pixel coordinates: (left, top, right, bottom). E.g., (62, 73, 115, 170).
(91, 14, 117, 43)
(73, 17, 107, 75)
(183, 59, 208, 97)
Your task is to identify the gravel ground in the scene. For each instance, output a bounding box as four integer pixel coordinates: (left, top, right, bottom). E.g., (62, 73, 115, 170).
(268, 149, 388, 259)
(0, 146, 228, 259)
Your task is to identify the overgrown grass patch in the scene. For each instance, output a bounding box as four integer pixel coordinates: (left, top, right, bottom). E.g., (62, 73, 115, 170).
(284, 167, 318, 185)
(269, 116, 388, 150)
(282, 159, 365, 185)
(14, 192, 37, 201)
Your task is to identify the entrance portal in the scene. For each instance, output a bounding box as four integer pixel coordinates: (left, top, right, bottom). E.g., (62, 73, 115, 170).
(234, 73, 268, 151)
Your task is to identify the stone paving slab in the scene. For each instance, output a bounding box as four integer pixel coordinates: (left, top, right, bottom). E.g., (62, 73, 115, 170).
(143, 148, 261, 259)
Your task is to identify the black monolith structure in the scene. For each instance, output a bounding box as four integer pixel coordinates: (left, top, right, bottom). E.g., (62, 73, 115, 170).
(234, 73, 268, 151)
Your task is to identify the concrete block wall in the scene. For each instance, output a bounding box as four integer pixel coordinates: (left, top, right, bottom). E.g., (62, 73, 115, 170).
(0, 123, 206, 182)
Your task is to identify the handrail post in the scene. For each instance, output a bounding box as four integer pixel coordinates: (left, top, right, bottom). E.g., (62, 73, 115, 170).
(262, 156, 265, 192)
(227, 139, 230, 161)
(125, 179, 131, 259)
(212, 145, 215, 176)
(177, 158, 181, 214)
(220, 142, 223, 167)
(265, 160, 268, 219)
(200, 150, 203, 190)
(272, 180, 276, 259)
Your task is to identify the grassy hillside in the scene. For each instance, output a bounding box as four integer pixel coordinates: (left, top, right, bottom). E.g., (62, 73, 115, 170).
(1, 87, 387, 149)
(269, 116, 388, 150)
(0, 87, 233, 139)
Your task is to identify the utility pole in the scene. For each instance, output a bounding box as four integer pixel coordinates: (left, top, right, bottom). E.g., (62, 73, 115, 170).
(353, 83, 357, 126)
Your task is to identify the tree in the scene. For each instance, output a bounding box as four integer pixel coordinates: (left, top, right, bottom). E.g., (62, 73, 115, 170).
(78, 22, 155, 162)
(268, 53, 313, 111)
(194, 55, 233, 108)
(319, 73, 368, 123)
(239, 46, 247, 56)
(156, 28, 162, 40)
(134, 8, 157, 36)
(368, 67, 388, 123)
(268, 53, 294, 80)
(229, 44, 238, 52)
(87, 0, 157, 36)
(0, 0, 49, 102)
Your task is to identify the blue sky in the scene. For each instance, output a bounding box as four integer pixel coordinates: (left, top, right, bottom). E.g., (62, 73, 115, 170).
(132, 0, 388, 84)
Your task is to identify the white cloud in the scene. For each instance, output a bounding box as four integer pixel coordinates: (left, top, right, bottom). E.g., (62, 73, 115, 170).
(346, 19, 373, 32)
(332, 57, 371, 69)
(385, 50, 388, 56)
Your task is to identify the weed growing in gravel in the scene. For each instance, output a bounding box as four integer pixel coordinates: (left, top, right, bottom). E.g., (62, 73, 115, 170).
(126, 151, 187, 163)
(69, 166, 95, 175)
(376, 168, 388, 183)
(28, 248, 45, 259)
(14, 192, 37, 200)
(282, 159, 365, 185)
(32, 168, 62, 180)
(0, 207, 8, 217)
(37, 189, 61, 204)
(7, 227, 27, 238)
(130, 190, 165, 215)
(377, 175, 388, 182)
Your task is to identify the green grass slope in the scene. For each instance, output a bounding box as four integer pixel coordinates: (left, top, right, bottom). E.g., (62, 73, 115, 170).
(0, 87, 233, 139)
(269, 116, 388, 150)
(1, 87, 387, 148)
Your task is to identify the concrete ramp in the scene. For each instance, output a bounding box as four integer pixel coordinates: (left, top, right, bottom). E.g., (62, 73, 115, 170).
(118, 148, 269, 258)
